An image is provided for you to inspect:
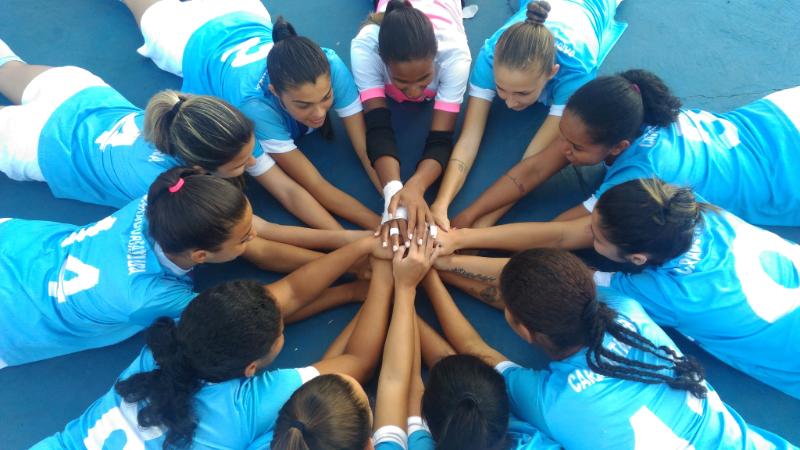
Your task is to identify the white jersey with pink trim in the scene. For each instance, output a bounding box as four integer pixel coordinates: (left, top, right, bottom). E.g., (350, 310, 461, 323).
(350, 0, 471, 113)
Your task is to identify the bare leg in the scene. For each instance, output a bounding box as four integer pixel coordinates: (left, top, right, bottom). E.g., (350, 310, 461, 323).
(0, 61, 52, 105)
(284, 280, 369, 324)
(122, 0, 164, 27)
(438, 270, 504, 309)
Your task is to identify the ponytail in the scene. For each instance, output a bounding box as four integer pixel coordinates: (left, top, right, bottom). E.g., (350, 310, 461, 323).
(422, 355, 509, 450)
(500, 249, 708, 399)
(565, 69, 682, 146)
(143, 90, 253, 171)
(267, 17, 330, 93)
(495, 1, 555, 76)
(377, 0, 437, 64)
(272, 375, 371, 450)
(115, 280, 283, 449)
(595, 178, 716, 265)
(146, 167, 249, 254)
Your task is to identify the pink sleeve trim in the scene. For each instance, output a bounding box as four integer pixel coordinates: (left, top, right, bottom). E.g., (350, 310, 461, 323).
(434, 100, 461, 113)
(359, 87, 386, 102)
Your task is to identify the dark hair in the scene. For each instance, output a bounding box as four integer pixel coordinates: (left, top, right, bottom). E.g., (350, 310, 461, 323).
(115, 280, 283, 449)
(267, 17, 334, 139)
(501, 248, 707, 398)
(146, 167, 249, 254)
(377, 0, 437, 64)
(143, 90, 254, 171)
(566, 69, 682, 146)
(422, 355, 509, 450)
(595, 178, 717, 265)
(495, 1, 555, 76)
(271, 374, 371, 450)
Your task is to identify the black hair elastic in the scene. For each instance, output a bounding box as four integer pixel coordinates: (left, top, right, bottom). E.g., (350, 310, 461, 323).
(290, 420, 306, 434)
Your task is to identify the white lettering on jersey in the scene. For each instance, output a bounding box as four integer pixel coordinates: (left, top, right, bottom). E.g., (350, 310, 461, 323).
(677, 110, 741, 150)
(567, 369, 606, 393)
(84, 400, 164, 450)
(221, 37, 274, 68)
(148, 150, 166, 163)
(49, 255, 101, 303)
(730, 217, 800, 323)
(673, 229, 703, 276)
(61, 216, 118, 247)
(127, 197, 149, 275)
(95, 113, 141, 150)
(630, 406, 695, 450)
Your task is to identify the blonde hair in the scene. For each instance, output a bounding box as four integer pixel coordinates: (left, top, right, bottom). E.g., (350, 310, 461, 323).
(143, 90, 254, 171)
(495, 1, 555, 76)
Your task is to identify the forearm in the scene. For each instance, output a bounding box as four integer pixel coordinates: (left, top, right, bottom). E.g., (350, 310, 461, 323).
(243, 237, 324, 273)
(374, 156, 402, 188)
(309, 181, 381, 230)
(434, 255, 508, 286)
(447, 217, 593, 253)
(406, 159, 443, 192)
(554, 204, 590, 221)
(254, 169, 342, 230)
(438, 270, 503, 309)
(257, 221, 371, 250)
(408, 318, 425, 418)
(343, 112, 383, 192)
(267, 237, 373, 316)
(422, 271, 495, 358)
(417, 315, 455, 369)
(284, 281, 366, 323)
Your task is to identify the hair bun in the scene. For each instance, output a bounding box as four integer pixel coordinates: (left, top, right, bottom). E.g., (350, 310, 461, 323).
(386, 0, 412, 14)
(272, 16, 298, 43)
(525, 0, 551, 26)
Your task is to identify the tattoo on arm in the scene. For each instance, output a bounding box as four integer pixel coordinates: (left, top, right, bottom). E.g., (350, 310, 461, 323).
(505, 173, 526, 196)
(479, 286, 498, 304)
(450, 158, 467, 174)
(449, 267, 496, 283)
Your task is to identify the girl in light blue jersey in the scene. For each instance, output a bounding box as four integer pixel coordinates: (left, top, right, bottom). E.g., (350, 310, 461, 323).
(268, 231, 439, 450)
(0, 167, 370, 368)
(120, 0, 380, 230)
(590, 178, 800, 399)
(432, 0, 627, 231)
(0, 53, 253, 208)
(425, 249, 795, 449)
(457, 68, 800, 227)
(33, 238, 394, 450)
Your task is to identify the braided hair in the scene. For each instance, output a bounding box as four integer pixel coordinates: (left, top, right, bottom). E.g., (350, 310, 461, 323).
(500, 248, 707, 398)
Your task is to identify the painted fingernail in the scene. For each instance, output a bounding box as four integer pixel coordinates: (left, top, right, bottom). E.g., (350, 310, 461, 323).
(409, 233, 413, 239)
(392, 244, 399, 252)
(405, 241, 411, 248)
(382, 241, 388, 248)
(417, 238, 423, 245)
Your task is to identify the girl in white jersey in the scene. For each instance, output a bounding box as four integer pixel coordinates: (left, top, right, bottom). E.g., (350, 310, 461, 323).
(119, 0, 380, 230)
(352, 0, 472, 252)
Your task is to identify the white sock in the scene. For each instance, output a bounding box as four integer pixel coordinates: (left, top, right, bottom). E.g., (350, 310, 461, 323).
(0, 38, 24, 68)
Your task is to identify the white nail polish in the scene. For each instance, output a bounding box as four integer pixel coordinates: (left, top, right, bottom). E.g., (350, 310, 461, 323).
(382, 241, 388, 248)
(392, 245, 399, 252)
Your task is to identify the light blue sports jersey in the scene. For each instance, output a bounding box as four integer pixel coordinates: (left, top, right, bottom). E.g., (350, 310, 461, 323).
(469, 0, 627, 111)
(407, 419, 561, 449)
(500, 288, 796, 449)
(181, 11, 361, 158)
(37, 86, 180, 208)
(606, 211, 800, 399)
(0, 197, 195, 367)
(592, 94, 800, 225)
(32, 348, 307, 449)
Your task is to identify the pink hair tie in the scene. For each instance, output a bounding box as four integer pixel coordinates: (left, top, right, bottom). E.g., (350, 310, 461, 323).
(631, 83, 641, 94)
(168, 178, 185, 193)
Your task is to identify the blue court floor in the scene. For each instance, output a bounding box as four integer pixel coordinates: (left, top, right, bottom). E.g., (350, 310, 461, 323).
(1, 0, 799, 447)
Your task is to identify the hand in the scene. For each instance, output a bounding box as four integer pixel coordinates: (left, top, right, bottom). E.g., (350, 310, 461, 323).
(450, 209, 476, 230)
(430, 201, 451, 232)
(393, 226, 441, 289)
(433, 228, 460, 257)
(376, 218, 408, 253)
(388, 182, 433, 247)
(371, 236, 396, 260)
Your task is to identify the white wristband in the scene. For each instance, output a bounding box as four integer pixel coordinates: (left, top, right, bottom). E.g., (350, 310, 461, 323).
(381, 180, 407, 224)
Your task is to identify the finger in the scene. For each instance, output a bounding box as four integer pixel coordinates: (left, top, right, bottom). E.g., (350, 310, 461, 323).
(381, 223, 390, 249)
(429, 239, 443, 262)
(416, 207, 427, 246)
(393, 245, 404, 263)
(389, 221, 401, 252)
(398, 220, 409, 248)
(436, 213, 450, 232)
(406, 207, 416, 245)
(388, 194, 400, 216)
